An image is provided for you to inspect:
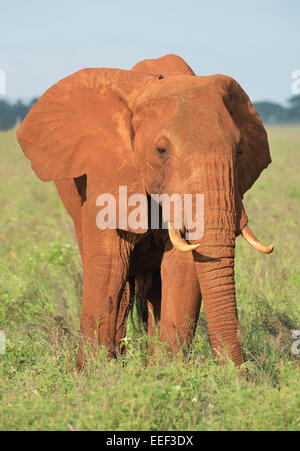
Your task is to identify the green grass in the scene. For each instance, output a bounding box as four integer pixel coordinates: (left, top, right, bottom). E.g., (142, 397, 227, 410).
(0, 126, 300, 431)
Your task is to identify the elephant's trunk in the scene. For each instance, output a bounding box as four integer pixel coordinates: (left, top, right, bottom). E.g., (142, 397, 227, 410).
(195, 251, 244, 366)
(166, 161, 273, 365)
(169, 164, 243, 364)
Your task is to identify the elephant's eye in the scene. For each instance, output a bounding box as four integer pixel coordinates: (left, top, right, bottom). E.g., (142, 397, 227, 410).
(237, 149, 243, 157)
(156, 147, 168, 159)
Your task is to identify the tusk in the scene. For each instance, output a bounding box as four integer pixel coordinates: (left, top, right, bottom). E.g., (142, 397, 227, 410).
(168, 222, 200, 252)
(242, 225, 274, 255)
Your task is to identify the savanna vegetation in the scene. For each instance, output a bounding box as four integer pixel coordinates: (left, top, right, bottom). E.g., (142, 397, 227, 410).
(0, 126, 299, 431)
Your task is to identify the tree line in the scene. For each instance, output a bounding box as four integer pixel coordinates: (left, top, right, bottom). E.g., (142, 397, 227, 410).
(0, 98, 38, 130)
(0, 95, 300, 131)
(254, 95, 300, 124)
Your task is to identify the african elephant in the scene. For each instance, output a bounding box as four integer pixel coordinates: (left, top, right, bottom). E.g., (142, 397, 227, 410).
(17, 54, 274, 369)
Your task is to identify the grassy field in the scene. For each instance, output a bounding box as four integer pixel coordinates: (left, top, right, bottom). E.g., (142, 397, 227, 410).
(0, 126, 299, 431)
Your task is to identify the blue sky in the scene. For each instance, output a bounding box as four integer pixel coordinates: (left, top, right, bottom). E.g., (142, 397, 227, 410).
(1, 0, 299, 104)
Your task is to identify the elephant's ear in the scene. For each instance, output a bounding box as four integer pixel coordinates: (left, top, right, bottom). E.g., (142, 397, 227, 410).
(17, 68, 158, 233)
(213, 75, 271, 196)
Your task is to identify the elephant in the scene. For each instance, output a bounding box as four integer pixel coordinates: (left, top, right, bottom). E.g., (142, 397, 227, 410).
(17, 54, 274, 369)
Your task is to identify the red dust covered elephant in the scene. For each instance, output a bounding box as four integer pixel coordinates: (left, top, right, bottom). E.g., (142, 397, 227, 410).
(17, 54, 274, 369)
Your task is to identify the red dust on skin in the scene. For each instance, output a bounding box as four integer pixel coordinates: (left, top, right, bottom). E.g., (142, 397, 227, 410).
(17, 54, 273, 369)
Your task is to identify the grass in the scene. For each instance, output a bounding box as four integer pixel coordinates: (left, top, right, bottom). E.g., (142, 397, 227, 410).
(0, 126, 300, 431)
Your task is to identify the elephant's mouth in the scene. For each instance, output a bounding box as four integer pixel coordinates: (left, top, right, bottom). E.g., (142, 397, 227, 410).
(168, 203, 274, 255)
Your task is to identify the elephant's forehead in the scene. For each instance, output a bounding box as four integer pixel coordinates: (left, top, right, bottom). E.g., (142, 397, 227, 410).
(134, 77, 239, 149)
(135, 75, 221, 107)
(134, 78, 226, 127)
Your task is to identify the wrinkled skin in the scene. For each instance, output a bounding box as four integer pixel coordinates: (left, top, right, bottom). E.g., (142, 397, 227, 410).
(17, 54, 272, 368)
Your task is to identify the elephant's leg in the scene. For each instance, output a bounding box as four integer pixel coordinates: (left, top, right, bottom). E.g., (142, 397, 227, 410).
(54, 178, 84, 260)
(145, 271, 162, 362)
(159, 249, 201, 352)
(115, 277, 135, 355)
(147, 270, 161, 337)
(134, 271, 160, 335)
(77, 204, 132, 369)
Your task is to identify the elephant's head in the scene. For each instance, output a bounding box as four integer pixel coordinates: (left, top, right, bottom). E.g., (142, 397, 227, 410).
(131, 74, 273, 254)
(17, 65, 273, 365)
